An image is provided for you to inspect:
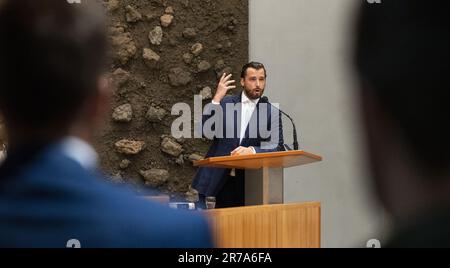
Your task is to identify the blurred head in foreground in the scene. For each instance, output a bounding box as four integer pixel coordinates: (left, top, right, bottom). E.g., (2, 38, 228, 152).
(0, 0, 110, 148)
(0, 0, 213, 248)
(354, 0, 450, 247)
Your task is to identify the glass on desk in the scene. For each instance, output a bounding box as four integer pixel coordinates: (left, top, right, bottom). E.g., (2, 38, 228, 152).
(205, 196, 216, 210)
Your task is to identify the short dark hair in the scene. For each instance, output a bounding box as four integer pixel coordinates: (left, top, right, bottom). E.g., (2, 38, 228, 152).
(0, 0, 108, 130)
(241, 62, 267, 79)
(354, 0, 450, 173)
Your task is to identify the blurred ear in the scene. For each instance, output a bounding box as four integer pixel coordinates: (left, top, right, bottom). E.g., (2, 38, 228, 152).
(240, 77, 245, 87)
(81, 74, 112, 126)
(359, 86, 390, 145)
(358, 83, 398, 211)
(68, 74, 111, 142)
(94, 74, 112, 124)
(359, 84, 386, 161)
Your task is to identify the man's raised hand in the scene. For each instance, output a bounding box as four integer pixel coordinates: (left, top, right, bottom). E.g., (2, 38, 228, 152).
(212, 73, 236, 103)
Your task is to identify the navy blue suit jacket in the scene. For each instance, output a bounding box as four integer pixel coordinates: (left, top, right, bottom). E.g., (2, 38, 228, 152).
(0, 143, 213, 248)
(192, 92, 284, 196)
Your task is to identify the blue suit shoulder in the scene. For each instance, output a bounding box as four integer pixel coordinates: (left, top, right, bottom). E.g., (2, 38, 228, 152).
(0, 146, 213, 248)
(90, 180, 214, 248)
(221, 95, 237, 103)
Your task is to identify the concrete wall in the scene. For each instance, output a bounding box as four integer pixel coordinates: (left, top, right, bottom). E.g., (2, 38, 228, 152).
(249, 0, 385, 247)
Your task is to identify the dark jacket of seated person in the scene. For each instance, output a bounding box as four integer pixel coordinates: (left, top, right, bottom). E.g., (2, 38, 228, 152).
(0, 138, 213, 248)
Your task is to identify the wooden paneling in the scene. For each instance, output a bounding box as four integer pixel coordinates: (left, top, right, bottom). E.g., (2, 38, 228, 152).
(205, 202, 321, 248)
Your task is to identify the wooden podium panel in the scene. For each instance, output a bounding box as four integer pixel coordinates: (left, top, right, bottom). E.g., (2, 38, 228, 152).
(204, 202, 321, 248)
(194, 150, 322, 170)
(194, 150, 323, 205)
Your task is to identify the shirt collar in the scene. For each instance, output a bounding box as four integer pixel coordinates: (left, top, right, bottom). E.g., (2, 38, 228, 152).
(241, 91, 260, 105)
(59, 136, 98, 170)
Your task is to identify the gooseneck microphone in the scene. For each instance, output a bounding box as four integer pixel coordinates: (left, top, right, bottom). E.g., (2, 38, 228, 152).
(260, 96, 299, 151)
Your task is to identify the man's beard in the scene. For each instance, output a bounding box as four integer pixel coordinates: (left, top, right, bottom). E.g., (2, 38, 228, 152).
(244, 87, 264, 100)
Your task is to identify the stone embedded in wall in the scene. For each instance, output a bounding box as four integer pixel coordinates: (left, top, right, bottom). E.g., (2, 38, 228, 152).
(148, 26, 163, 46)
(199, 87, 212, 100)
(175, 155, 184, 165)
(182, 28, 197, 39)
(191, 43, 203, 56)
(185, 186, 199, 203)
(215, 59, 226, 71)
(115, 139, 145, 155)
(119, 159, 131, 170)
(165, 6, 175, 14)
(217, 67, 233, 79)
(112, 103, 133, 122)
(188, 153, 204, 162)
(197, 60, 211, 73)
(182, 53, 193, 64)
(142, 48, 161, 69)
(111, 27, 137, 65)
(109, 24, 126, 36)
(145, 12, 159, 21)
(168, 67, 192, 86)
(161, 137, 183, 157)
(140, 169, 170, 188)
(160, 14, 174, 27)
(146, 106, 167, 123)
(105, 0, 120, 12)
(112, 68, 131, 87)
(215, 43, 224, 51)
(125, 5, 142, 23)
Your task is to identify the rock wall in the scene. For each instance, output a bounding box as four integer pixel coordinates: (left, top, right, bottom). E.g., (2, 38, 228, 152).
(97, 0, 249, 200)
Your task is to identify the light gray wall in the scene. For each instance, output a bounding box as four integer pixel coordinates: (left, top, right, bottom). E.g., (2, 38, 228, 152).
(249, 0, 385, 247)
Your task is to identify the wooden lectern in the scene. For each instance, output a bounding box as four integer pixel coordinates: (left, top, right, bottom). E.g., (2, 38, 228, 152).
(194, 150, 322, 206)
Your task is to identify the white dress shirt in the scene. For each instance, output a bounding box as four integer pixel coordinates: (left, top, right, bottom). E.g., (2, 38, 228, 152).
(239, 91, 259, 144)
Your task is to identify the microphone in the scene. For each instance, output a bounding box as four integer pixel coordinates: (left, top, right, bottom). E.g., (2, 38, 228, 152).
(260, 96, 299, 150)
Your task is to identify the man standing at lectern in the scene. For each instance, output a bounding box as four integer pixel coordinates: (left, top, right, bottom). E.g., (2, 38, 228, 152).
(192, 62, 285, 208)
